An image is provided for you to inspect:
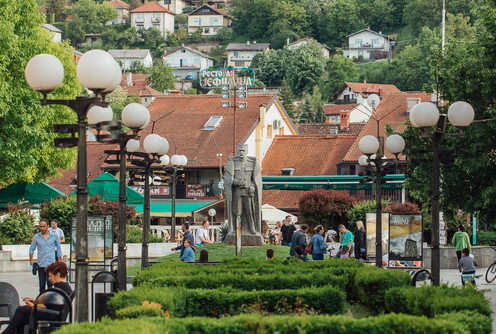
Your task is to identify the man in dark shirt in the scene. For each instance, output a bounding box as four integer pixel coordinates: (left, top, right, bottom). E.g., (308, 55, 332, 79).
(171, 222, 194, 257)
(289, 224, 309, 257)
(281, 216, 295, 246)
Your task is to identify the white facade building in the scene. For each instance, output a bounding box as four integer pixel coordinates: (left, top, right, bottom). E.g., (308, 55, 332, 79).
(130, 1, 175, 39)
(109, 49, 154, 71)
(187, 4, 232, 36)
(163, 45, 214, 79)
(343, 28, 393, 60)
(225, 42, 271, 68)
(286, 37, 331, 59)
(42, 24, 62, 43)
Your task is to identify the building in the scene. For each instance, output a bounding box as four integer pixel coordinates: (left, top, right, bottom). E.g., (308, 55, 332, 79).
(109, 49, 154, 71)
(332, 82, 402, 111)
(130, 1, 175, 39)
(225, 42, 271, 68)
(43, 24, 62, 43)
(109, 0, 131, 24)
(121, 73, 166, 106)
(323, 103, 372, 126)
(163, 45, 214, 80)
(286, 37, 331, 59)
(187, 4, 232, 36)
(343, 28, 394, 60)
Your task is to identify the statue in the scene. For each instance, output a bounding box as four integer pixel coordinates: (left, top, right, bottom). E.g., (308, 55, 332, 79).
(224, 144, 263, 246)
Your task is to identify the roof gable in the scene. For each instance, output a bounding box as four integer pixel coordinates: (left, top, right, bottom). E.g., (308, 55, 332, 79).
(130, 2, 175, 14)
(109, 0, 131, 9)
(163, 45, 214, 60)
(323, 103, 359, 115)
(109, 49, 151, 59)
(347, 28, 390, 39)
(188, 4, 232, 18)
(333, 82, 401, 99)
(225, 42, 271, 51)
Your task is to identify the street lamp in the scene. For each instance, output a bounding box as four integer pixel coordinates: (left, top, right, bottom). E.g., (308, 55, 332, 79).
(160, 154, 188, 241)
(409, 101, 474, 285)
(25, 50, 122, 322)
(358, 133, 405, 268)
(96, 103, 150, 291)
(221, 84, 248, 155)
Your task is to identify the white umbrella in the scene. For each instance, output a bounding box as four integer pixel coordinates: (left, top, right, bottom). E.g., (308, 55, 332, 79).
(261, 204, 298, 225)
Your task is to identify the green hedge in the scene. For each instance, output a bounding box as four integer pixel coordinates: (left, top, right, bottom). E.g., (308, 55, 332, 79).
(115, 305, 165, 320)
(109, 285, 345, 318)
(54, 312, 484, 334)
(354, 267, 411, 311)
(385, 285, 492, 318)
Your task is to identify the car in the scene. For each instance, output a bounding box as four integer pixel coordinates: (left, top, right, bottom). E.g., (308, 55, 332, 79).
(185, 75, 194, 80)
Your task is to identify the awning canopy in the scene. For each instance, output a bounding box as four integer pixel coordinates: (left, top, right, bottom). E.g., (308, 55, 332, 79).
(135, 199, 217, 217)
(261, 204, 297, 224)
(0, 182, 65, 208)
(70, 172, 144, 205)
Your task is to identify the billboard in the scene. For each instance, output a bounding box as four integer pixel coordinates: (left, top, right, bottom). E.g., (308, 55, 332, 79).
(71, 215, 113, 262)
(200, 68, 255, 88)
(388, 214, 423, 261)
(365, 212, 389, 256)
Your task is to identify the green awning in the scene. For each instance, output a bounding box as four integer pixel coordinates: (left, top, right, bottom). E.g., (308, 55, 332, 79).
(0, 182, 65, 208)
(135, 199, 216, 217)
(70, 172, 144, 205)
(262, 175, 405, 190)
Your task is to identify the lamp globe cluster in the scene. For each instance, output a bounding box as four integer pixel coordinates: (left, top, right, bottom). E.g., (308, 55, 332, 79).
(410, 101, 474, 129)
(143, 134, 169, 156)
(358, 134, 405, 166)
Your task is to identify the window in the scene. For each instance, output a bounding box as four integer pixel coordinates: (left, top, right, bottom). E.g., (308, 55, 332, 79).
(153, 24, 160, 29)
(233, 52, 239, 58)
(194, 58, 200, 64)
(372, 39, 379, 45)
(204, 28, 210, 33)
(358, 50, 363, 56)
(266, 125, 272, 138)
(202, 8, 209, 12)
(213, 27, 219, 33)
(279, 127, 284, 135)
(210, 17, 218, 25)
(137, 13, 144, 19)
(181, 49, 186, 53)
(153, 13, 160, 19)
(203, 116, 223, 130)
(355, 39, 362, 46)
(194, 18, 201, 25)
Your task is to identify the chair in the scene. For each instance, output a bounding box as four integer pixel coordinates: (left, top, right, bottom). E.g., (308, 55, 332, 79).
(0, 282, 20, 329)
(28, 288, 72, 334)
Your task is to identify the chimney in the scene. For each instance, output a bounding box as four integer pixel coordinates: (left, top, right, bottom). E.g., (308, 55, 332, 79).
(246, 41, 250, 45)
(281, 168, 295, 176)
(406, 97, 421, 116)
(144, 0, 148, 3)
(363, 79, 367, 84)
(287, 37, 289, 45)
(213, 3, 217, 8)
(340, 110, 350, 129)
(127, 72, 132, 86)
(378, 86, 382, 97)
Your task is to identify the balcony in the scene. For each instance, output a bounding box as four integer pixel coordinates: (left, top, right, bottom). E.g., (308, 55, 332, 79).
(151, 17, 160, 23)
(135, 18, 144, 23)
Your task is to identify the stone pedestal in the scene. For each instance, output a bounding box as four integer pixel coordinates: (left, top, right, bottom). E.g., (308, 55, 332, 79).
(225, 233, 264, 246)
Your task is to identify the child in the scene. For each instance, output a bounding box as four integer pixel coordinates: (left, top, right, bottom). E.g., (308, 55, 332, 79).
(62, 255, 70, 269)
(340, 245, 350, 259)
(266, 248, 274, 260)
(180, 239, 195, 262)
(458, 248, 476, 286)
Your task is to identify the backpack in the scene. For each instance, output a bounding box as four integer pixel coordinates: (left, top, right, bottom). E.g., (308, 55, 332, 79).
(305, 240, 313, 254)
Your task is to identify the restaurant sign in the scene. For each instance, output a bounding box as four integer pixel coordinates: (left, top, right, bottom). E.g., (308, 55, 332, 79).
(200, 68, 255, 88)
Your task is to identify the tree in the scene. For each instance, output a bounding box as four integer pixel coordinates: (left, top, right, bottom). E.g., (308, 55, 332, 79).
(266, 1, 309, 49)
(0, 204, 35, 244)
(189, 27, 203, 43)
(147, 61, 176, 93)
(285, 41, 325, 96)
(0, 0, 82, 185)
(45, 0, 66, 22)
(230, 0, 273, 40)
(320, 54, 358, 102)
(137, 27, 165, 58)
(278, 80, 298, 121)
(102, 26, 137, 50)
(106, 86, 142, 122)
(68, 0, 116, 34)
(298, 86, 325, 123)
(251, 49, 289, 87)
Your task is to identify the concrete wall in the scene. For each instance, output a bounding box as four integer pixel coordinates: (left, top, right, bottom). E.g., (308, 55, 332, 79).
(422, 246, 494, 269)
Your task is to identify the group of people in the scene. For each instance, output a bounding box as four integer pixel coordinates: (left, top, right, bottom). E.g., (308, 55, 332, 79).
(170, 221, 213, 262)
(264, 216, 296, 246)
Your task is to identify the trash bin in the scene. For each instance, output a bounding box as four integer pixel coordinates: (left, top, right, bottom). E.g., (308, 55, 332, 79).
(91, 271, 118, 321)
(110, 257, 118, 276)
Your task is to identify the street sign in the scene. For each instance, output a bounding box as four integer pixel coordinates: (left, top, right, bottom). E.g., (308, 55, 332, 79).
(200, 68, 255, 89)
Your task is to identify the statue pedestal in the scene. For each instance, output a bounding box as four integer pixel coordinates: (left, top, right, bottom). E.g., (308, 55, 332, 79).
(225, 233, 264, 246)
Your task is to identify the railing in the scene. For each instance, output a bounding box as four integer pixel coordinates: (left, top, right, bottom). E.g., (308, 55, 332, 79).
(150, 225, 220, 244)
(151, 17, 160, 23)
(135, 18, 144, 23)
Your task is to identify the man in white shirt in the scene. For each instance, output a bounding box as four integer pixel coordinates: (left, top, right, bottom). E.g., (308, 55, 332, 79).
(48, 219, 65, 243)
(195, 221, 213, 245)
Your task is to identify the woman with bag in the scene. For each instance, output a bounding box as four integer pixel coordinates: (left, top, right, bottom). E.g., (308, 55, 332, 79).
(311, 225, 328, 261)
(354, 221, 366, 261)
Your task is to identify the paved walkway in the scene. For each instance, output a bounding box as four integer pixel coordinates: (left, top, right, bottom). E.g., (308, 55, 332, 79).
(1, 268, 495, 332)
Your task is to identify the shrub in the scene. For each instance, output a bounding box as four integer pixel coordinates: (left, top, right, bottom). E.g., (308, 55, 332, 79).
(477, 231, 496, 246)
(115, 305, 165, 319)
(386, 201, 421, 213)
(126, 225, 162, 243)
(298, 189, 356, 231)
(0, 204, 35, 244)
(40, 196, 76, 242)
(108, 287, 175, 316)
(355, 267, 411, 311)
(436, 310, 492, 334)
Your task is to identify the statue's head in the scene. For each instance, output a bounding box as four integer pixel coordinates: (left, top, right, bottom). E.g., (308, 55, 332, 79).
(237, 144, 248, 158)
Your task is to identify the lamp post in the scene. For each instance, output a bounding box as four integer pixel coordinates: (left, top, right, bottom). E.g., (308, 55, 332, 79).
(358, 134, 405, 268)
(160, 154, 188, 240)
(25, 50, 122, 322)
(221, 84, 248, 155)
(95, 103, 150, 291)
(409, 101, 474, 285)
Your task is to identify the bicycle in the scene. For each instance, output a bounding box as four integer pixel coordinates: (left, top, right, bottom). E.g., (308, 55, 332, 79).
(485, 247, 496, 283)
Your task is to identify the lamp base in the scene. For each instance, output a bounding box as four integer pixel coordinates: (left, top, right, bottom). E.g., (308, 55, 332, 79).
(225, 233, 264, 246)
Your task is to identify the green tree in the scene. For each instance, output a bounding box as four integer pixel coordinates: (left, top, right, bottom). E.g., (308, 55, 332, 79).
(66, 16, 86, 46)
(68, 0, 116, 34)
(267, 1, 309, 49)
(147, 61, 175, 93)
(46, 0, 66, 22)
(0, 204, 34, 244)
(0, 0, 82, 185)
(320, 54, 358, 102)
(137, 27, 165, 58)
(251, 48, 289, 87)
(298, 86, 324, 123)
(285, 41, 325, 96)
(40, 196, 76, 242)
(102, 26, 137, 50)
(189, 27, 203, 43)
(216, 27, 233, 44)
(106, 86, 142, 122)
(231, 0, 273, 40)
(278, 80, 297, 121)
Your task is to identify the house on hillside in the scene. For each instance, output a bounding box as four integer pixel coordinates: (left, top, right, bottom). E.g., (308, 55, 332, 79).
(343, 28, 394, 60)
(163, 45, 214, 79)
(130, 1, 175, 39)
(109, 49, 154, 71)
(121, 73, 166, 106)
(286, 37, 331, 59)
(187, 4, 232, 36)
(42, 24, 62, 43)
(225, 42, 271, 68)
(333, 82, 401, 112)
(109, 0, 131, 24)
(323, 103, 372, 126)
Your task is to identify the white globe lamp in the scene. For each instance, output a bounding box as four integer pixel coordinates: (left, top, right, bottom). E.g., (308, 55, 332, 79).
(385, 134, 405, 155)
(358, 135, 380, 155)
(25, 54, 64, 93)
(77, 50, 118, 93)
(410, 102, 439, 128)
(122, 103, 149, 129)
(143, 134, 163, 154)
(447, 101, 475, 128)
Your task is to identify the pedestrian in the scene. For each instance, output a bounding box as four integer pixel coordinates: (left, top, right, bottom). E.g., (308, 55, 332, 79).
(311, 225, 328, 261)
(198, 248, 209, 262)
(266, 248, 274, 260)
(452, 224, 471, 263)
(340, 245, 350, 259)
(171, 222, 194, 258)
(289, 224, 309, 257)
(48, 219, 65, 243)
(280, 216, 296, 246)
(336, 224, 354, 258)
(195, 221, 213, 246)
(29, 219, 62, 294)
(458, 248, 476, 286)
(354, 221, 366, 261)
(180, 239, 195, 262)
(293, 245, 308, 261)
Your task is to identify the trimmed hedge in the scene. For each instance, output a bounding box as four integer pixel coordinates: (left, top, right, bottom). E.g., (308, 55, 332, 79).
(54, 312, 483, 334)
(115, 305, 165, 320)
(385, 285, 492, 318)
(109, 285, 345, 317)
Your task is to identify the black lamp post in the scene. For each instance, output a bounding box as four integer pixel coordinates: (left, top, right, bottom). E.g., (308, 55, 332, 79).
(221, 84, 248, 155)
(409, 101, 474, 285)
(25, 50, 123, 322)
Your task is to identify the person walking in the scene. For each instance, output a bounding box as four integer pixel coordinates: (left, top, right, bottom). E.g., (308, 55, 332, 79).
(171, 222, 194, 258)
(281, 216, 295, 246)
(289, 224, 309, 257)
(48, 219, 65, 243)
(29, 219, 62, 294)
(354, 221, 366, 261)
(452, 224, 471, 263)
(311, 225, 328, 261)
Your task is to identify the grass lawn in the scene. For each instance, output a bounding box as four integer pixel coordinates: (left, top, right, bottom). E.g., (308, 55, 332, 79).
(127, 243, 292, 276)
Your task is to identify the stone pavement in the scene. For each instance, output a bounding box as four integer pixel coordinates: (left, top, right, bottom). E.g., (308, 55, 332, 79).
(0, 268, 495, 332)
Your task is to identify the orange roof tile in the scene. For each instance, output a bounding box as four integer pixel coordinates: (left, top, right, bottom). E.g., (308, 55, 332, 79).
(323, 103, 359, 115)
(109, 0, 131, 9)
(334, 82, 401, 99)
(297, 123, 365, 136)
(125, 85, 165, 97)
(138, 94, 280, 168)
(189, 4, 232, 18)
(342, 93, 431, 162)
(121, 73, 149, 87)
(130, 1, 175, 14)
(262, 189, 303, 212)
(262, 135, 357, 176)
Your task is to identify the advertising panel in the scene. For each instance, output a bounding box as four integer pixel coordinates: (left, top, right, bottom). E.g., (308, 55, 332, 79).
(365, 212, 389, 256)
(200, 68, 255, 88)
(70, 215, 113, 262)
(388, 214, 423, 261)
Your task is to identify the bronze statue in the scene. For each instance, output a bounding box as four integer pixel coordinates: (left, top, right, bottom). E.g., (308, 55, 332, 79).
(224, 144, 263, 246)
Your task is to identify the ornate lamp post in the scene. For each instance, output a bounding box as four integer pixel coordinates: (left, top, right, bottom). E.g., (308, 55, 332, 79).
(94, 103, 150, 291)
(160, 154, 187, 241)
(25, 50, 122, 322)
(221, 84, 248, 155)
(358, 134, 405, 268)
(409, 101, 474, 285)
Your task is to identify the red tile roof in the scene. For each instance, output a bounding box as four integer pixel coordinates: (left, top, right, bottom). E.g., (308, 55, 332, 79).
(262, 135, 357, 176)
(125, 85, 165, 97)
(189, 4, 232, 18)
(121, 73, 149, 87)
(297, 123, 365, 136)
(109, 0, 131, 9)
(262, 189, 303, 212)
(323, 103, 359, 115)
(334, 82, 401, 99)
(138, 94, 282, 168)
(342, 93, 431, 162)
(130, 1, 175, 14)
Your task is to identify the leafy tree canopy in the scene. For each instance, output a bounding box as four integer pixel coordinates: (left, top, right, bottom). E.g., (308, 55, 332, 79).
(320, 54, 358, 102)
(285, 40, 325, 95)
(147, 61, 176, 93)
